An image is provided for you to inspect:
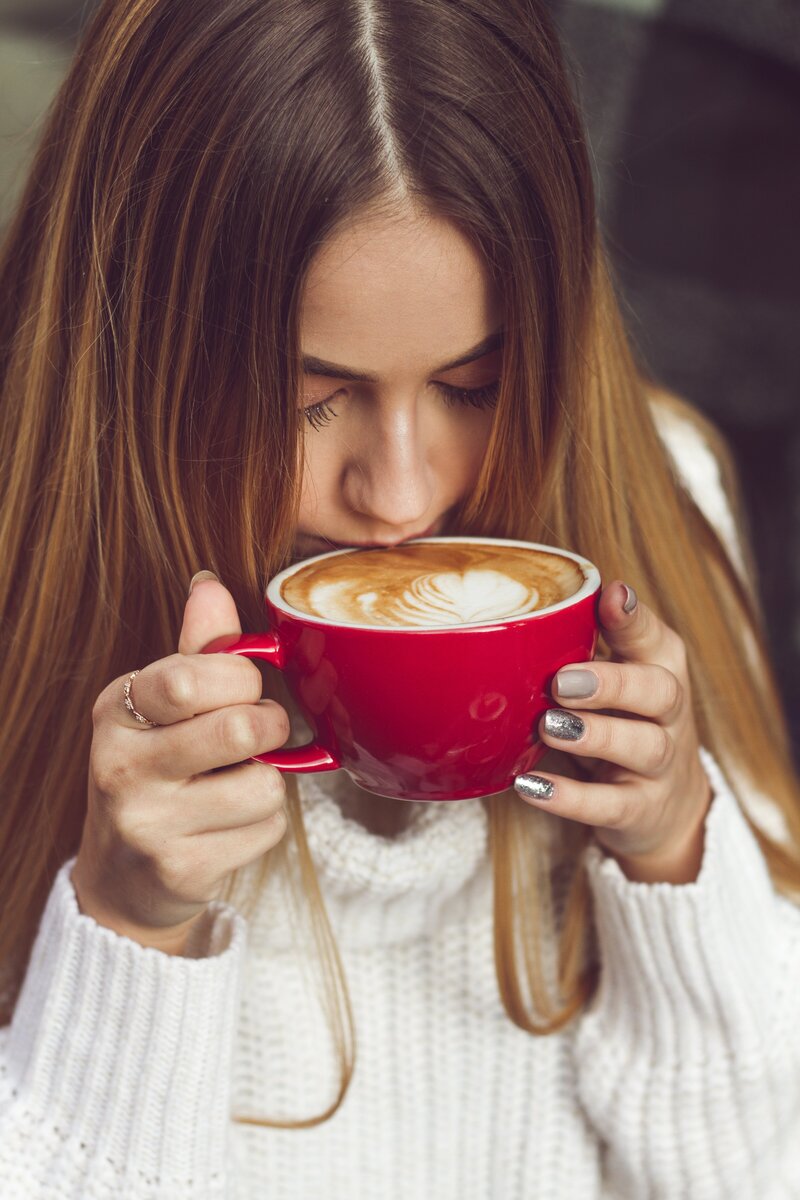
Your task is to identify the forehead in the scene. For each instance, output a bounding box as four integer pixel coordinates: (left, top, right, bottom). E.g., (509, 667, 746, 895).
(300, 208, 502, 373)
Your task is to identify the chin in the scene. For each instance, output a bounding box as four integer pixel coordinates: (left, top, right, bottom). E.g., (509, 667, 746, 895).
(289, 539, 332, 566)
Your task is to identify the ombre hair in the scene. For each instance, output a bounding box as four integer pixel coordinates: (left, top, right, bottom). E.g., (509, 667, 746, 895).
(2, 0, 798, 1129)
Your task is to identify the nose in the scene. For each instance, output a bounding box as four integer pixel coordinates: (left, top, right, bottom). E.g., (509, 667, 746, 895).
(341, 404, 435, 530)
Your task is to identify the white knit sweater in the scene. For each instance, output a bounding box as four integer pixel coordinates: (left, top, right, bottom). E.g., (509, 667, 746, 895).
(1, 406, 799, 1199)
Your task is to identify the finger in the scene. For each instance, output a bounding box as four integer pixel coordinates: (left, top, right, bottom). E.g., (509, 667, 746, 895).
(122, 757, 287, 840)
(538, 708, 675, 778)
(551, 661, 684, 724)
(183, 807, 290, 879)
(139, 698, 291, 780)
(178, 571, 242, 657)
(138, 808, 290, 903)
(103, 651, 265, 730)
(182, 759, 287, 833)
(597, 581, 687, 672)
(513, 769, 637, 830)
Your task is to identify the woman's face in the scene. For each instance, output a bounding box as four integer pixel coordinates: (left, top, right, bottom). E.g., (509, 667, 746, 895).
(293, 205, 504, 562)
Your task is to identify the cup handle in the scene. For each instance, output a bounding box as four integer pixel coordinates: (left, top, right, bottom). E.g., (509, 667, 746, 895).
(201, 631, 341, 773)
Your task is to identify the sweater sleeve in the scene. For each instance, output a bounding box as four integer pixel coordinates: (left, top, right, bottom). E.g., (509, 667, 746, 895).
(0, 856, 247, 1200)
(574, 746, 800, 1199)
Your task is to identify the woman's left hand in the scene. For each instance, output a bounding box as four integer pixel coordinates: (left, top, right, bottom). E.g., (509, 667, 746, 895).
(514, 580, 713, 884)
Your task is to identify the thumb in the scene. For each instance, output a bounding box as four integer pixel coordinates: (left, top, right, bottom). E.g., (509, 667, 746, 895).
(178, 570, 243, 656)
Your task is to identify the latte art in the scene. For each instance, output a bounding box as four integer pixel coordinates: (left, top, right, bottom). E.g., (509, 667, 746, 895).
(281, 541, 585, 629)
(315, 567, 537, 627)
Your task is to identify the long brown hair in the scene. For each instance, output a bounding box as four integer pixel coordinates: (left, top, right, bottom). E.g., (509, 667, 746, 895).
(2, 0, 798, 1130)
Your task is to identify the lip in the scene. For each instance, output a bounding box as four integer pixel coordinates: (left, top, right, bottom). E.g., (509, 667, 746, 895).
(302, 520, 441, 551)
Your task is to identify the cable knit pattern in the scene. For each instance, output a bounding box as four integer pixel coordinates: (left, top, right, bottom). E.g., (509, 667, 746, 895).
(578, 747, 800, 1197)
(0, 868, 246, 1198)
(1, 406, 799, 1198)
(290, 782, 492, 944)
(2, 752, 799, 1198)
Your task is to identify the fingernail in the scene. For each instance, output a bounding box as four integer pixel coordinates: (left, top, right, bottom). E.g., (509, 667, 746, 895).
(555, 668, 598, 699)
(189, 569, 219, 596)
(514, 775, 555, 801)
(622, 584, 638, 614)
(544, 709, 585, 740)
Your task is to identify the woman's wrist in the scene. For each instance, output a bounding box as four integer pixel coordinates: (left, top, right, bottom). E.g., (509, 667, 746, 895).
(70, 858, 204, 955)
(609, 818, 706, 884)
(605, 775, 712, 884)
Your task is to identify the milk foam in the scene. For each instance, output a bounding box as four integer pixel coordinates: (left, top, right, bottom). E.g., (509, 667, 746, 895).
(281, 541, 585, 629)
(311, 569, 538, 627)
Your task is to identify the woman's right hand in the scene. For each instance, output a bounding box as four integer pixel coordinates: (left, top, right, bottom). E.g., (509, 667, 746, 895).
(71, 572, 291, 955)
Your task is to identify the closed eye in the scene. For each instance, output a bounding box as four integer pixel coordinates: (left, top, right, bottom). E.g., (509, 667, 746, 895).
(300, 380, 501, 431)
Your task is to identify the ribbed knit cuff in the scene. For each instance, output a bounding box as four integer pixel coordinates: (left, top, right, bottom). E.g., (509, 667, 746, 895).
(4, 856, 247, 1194)
(580, 746, 791, 1064)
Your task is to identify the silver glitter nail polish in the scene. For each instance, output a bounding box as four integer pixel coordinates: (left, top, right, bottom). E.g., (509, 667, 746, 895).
(544, 709, 585, 740)
(514, 775, 555, 800)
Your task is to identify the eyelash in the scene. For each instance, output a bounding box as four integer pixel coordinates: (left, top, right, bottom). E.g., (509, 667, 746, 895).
(301, 380, 501, 431)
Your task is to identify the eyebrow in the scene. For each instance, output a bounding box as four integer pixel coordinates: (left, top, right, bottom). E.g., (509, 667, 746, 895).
(300, 328, 505, 383)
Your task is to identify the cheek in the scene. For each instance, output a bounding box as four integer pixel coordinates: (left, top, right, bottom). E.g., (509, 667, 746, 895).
(297, 437, 339, 520)
(440, 411, 494, 479)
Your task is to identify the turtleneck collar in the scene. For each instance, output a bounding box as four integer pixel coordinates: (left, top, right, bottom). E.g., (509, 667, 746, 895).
(235, 770, 492, 950)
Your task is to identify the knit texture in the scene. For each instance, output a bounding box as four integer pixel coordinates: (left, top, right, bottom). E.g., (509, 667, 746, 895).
(1, 404, 799, 1198)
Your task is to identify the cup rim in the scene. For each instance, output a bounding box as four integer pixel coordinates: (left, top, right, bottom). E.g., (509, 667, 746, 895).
(265, 537, 601, 632)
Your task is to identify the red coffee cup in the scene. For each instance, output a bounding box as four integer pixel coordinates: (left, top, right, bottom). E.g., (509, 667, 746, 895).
(202, 537, 601, 802)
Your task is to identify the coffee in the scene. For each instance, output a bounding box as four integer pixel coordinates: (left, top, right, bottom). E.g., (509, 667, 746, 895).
(280, 540, 585, 628)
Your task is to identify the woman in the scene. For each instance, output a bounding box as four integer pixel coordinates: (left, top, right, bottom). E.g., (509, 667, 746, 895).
(1, 0, 798, 1195)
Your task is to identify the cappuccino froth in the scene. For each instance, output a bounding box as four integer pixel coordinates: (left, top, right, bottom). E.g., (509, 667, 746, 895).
(281, 541, 585, 629)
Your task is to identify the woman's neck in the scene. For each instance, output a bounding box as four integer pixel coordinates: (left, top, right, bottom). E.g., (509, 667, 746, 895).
(333, 784, 419, 836)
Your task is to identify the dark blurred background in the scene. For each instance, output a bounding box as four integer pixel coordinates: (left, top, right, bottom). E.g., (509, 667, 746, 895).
(547, 0, 800, 770)
(1, 0, 798, 765)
